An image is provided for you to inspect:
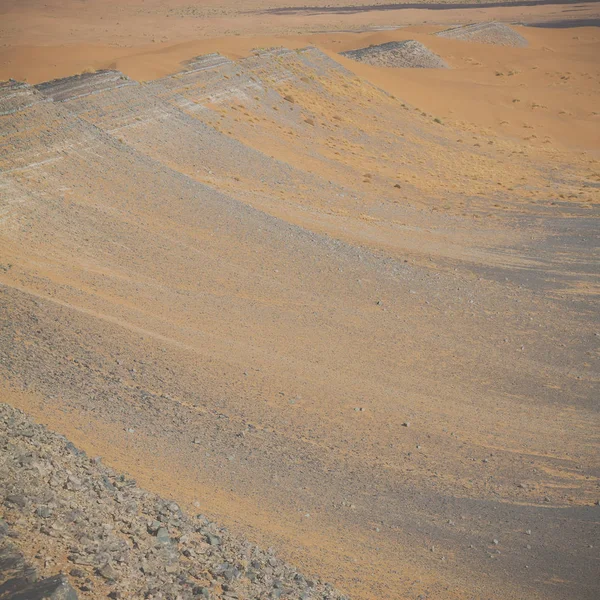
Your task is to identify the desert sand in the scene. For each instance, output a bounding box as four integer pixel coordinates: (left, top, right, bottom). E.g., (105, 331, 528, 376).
(0, 1, 599, 600)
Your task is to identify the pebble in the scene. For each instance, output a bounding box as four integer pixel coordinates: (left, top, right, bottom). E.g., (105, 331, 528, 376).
(98, 561, 118, 580)
(205, 534, 222, 546)
(156, 528, 171, 544)
(36, 506, 53, 518)
(5, 494, 27, 508)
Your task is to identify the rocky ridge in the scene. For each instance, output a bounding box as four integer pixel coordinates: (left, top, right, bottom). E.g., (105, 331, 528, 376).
(0, 403, 348, 600)
(340, 41, 449, 69)
(434, 22, 528, 47)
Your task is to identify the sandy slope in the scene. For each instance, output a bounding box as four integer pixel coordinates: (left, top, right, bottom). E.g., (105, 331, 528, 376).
(1, 3, 599, 600)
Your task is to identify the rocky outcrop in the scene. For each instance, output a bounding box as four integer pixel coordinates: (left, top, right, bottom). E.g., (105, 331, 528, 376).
(340, 41, 449, 69)
(435, 22, 528, 47)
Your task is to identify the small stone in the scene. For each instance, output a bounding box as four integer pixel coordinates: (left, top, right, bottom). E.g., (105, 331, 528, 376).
(156, 527, 170, 544)
(36, 506, 53, 518)
(402, 422, 410, 427)
(5, 493, 27, 508)
(69, 568, 86, 578)
(97, 562, 118, 581)
(66, 475, 82, 491)
(492, 539, 499, 545)
(147, 520, 161, 534)
(525, 529, 531, 535)
(101, 476, 115, 491)
(206, 534, 221, 546)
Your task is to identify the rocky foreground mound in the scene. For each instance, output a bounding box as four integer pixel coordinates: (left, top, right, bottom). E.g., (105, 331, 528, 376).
(0, 403, 347, 600)
(435, 22, 528, 47)
(340, 41, 449, 69)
